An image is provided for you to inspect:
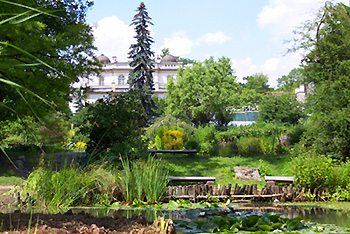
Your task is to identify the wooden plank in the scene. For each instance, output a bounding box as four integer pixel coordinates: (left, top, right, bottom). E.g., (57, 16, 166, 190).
(264, 176, 294, 183)
(167, 176, 216, 182)
(148, 149, 197, 154)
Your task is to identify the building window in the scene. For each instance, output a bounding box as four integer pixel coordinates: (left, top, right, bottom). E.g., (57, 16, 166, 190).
(118, 75, 125, 85)
(166, 75, 172, 83)
(99, 76, 104, 86)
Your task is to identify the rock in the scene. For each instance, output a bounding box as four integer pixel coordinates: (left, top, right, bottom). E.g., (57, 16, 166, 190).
(233, 167, 261, 181)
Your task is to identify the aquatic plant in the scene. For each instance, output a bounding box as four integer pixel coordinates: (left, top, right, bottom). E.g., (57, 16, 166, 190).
(118, 156, 169, 204)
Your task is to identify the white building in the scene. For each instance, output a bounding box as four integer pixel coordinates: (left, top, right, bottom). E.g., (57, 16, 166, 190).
(70, 54, 192, 113)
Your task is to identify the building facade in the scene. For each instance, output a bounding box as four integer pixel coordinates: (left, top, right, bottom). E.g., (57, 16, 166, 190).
(70, 54, 192, 113)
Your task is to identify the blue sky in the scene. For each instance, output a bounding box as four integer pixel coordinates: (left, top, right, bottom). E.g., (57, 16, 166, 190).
(86, 0, 347, 87)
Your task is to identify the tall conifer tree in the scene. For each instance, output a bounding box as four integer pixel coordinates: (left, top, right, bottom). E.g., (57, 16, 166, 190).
(128, 2, 156, 118)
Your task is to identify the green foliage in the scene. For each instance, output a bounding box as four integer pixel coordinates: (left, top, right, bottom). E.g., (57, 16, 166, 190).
(154, 126, 185, 150)
(166, 56, 239, 127)
(209, 141, 238, 157)
(0, 0, 99, 120)
(236, 137, 265, 156)
(145, 114, 195, 149)
(20, 163, 115, 207)
(242, 72, 271, 93)
(128, 2, 156, 118)
(258, 94, 306, 125)
(118, 156, 169, 204)
(258, 159, 271, 177)
(162, 129, 185, 150)
(287, 124, 307, 146)
(74, 91, 147, 164)
(277, 68, 306, 92)
(236, 88, 262, 108)
(193, 125, 219, 154)
(175, 212, 306, 233)
(0, 116, 40, 146)
(293, 2, 350, 161)
(292, 150, 333, 190)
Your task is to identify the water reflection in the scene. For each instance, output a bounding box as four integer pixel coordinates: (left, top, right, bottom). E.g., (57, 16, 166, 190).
(4, 203, 350, 229)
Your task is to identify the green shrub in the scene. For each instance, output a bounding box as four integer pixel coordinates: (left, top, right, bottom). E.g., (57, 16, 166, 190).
(292, 150, 333, 190)
(162, 130, 185, 150)
(193, 125, 219, 154)
(287, 124, 306, 146)
(144, 114, 195, 148)
(209, 141, 238, 156)
(74, 91, 147, 164)
(237, 137, 265, 156)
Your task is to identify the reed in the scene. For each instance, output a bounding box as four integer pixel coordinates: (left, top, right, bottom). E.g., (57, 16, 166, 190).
(118, 156, 169, 203)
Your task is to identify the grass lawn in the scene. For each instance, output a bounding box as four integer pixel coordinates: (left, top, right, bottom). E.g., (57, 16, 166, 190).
(159, 153, 294, 188)
(0, 164, 24, 186)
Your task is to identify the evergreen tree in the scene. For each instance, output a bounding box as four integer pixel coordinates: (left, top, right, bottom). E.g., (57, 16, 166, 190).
(128, 2, 156, 118)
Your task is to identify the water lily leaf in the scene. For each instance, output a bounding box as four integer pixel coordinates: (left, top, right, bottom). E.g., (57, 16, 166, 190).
(201, 222, 217, 233)
(229, 227, 239, 233)
(272, 222, 283, 229)
(257, 224, 274, 231)
(185, 209, 199, 219)
(267, 214, 281, 223)
(286, 220, 301, 230)
(242, 215, 259, 227)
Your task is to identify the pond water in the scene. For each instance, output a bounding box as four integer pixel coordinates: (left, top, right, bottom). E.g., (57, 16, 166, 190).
(9, 202, 350, 233)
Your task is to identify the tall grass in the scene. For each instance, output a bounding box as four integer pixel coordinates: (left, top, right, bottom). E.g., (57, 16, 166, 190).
(21, 162, 115, 207)
(118, 156, 169, 204)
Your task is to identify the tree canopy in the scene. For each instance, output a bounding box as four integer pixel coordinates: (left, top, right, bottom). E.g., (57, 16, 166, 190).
(277, 68, 306, 92)
(294, 2, 350, 161)
(258, 94, 305, 125)
(0, 0, 99, 120)
(242, 73, 271, 93)
(128, 2, 156, 118)
(165, 57, 239, 127)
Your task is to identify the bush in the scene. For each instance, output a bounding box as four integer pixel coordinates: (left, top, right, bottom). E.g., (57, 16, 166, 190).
(162, 129, 185, 150)
(74, 91, 147, 164)
(144, 114, 195, 149)
(209, 141, 238, 156)
(292, 150, 333, 190)
(193, 125, 219, 154)
(236, 137, 265, 156)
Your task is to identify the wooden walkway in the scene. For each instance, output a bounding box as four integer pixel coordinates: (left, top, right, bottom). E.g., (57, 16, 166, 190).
(167, 176, 216, 183)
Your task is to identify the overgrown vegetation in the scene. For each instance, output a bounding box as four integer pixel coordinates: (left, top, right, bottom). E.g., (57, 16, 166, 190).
(118, 156, 169, 204)
(19, 162, 115, 207)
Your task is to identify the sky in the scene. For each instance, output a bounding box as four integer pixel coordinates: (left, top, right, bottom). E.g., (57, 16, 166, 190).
(86, 0, 348, 87)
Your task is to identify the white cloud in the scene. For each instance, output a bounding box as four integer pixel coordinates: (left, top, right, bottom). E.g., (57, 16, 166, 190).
(257, 0, 340, 41)
(160, 31, 194, 56)
(231, 53, 302, 87)
(156, 31, 231, 57)
(200, 31, 231, 44)
(92, 16, 135, 61)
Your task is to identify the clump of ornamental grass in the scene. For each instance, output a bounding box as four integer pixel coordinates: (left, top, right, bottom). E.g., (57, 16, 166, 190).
(19, 161, 115, 207)
(118, 156, 169, 204)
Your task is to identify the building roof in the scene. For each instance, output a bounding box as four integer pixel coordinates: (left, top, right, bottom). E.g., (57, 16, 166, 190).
(161, 54, 177, 63)
(97, 54, 111, 64)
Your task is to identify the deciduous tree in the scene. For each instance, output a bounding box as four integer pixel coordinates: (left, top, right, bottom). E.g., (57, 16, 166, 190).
(242, 73, 271, 93)
(293, 2, 350, 161)
(0, 0, 99, 120)
(166, 57, 239, 127)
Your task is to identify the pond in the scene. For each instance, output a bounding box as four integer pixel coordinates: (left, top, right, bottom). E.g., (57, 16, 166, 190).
(9, 202, 350, 233)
